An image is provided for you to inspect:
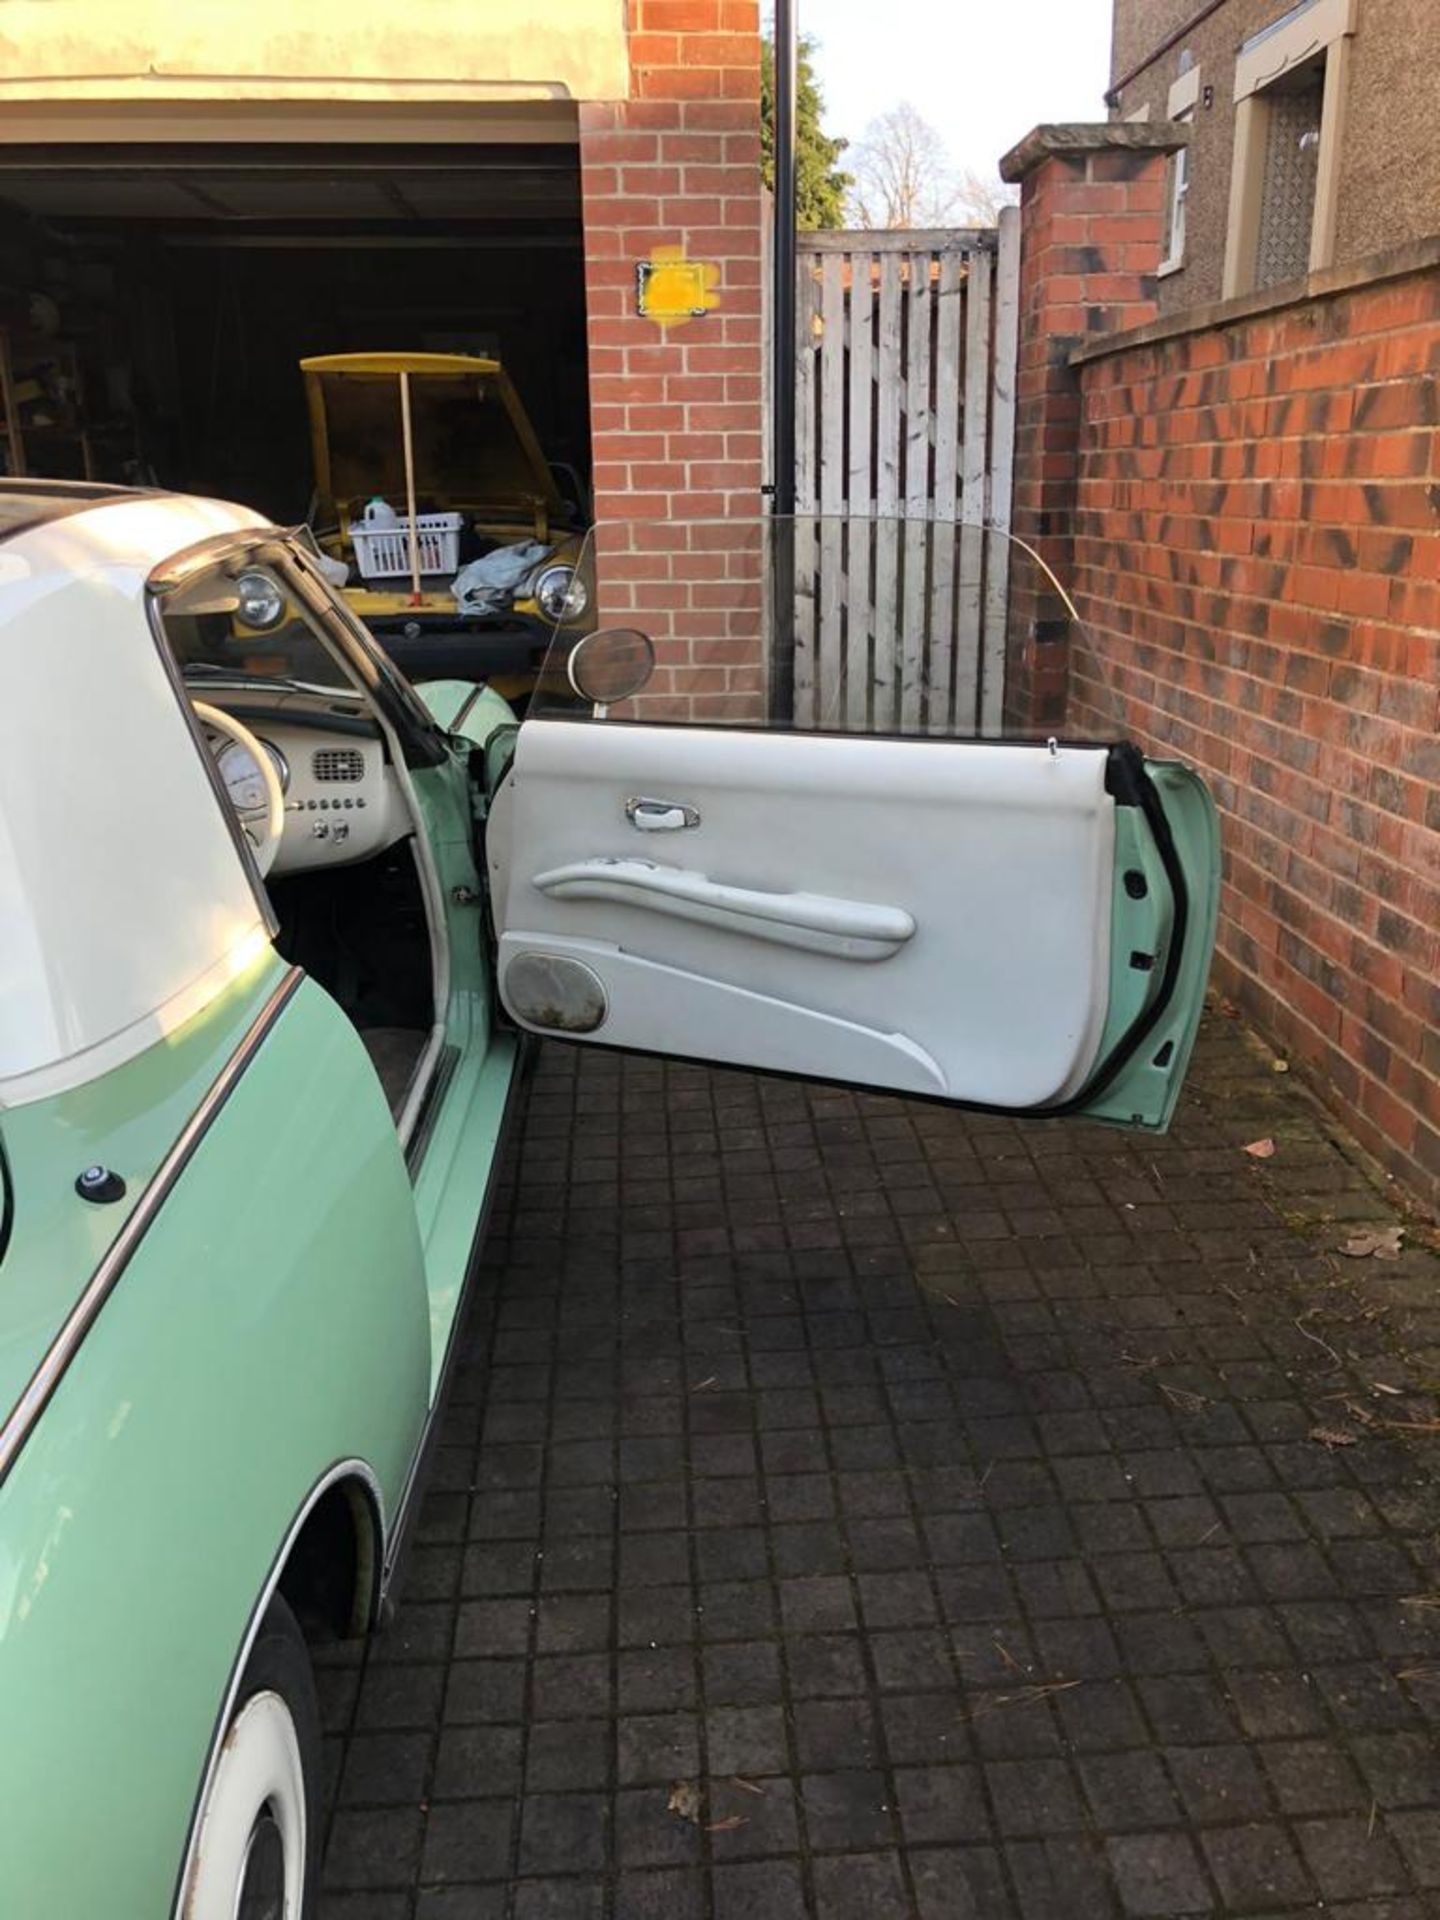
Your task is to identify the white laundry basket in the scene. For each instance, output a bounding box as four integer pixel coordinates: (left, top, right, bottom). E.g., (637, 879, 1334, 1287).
(348, 511, 464, 581)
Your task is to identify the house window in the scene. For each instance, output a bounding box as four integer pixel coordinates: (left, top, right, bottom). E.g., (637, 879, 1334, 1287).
(1223, 0, 1356, 298)
(1160, 63, 1199, 276)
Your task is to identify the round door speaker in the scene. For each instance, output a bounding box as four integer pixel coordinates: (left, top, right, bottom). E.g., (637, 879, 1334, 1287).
(504, 951, 609, 1033)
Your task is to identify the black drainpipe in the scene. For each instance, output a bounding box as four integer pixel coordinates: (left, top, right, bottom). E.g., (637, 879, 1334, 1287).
(769, 0, 798, 720)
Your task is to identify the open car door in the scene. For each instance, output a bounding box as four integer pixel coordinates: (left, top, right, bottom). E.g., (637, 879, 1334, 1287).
(484, 525, 1220, 1132)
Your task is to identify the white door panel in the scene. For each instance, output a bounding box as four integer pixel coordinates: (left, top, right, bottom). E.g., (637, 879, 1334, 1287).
(497, 931, 948, 1091)
(490, 722, 1117, 1108)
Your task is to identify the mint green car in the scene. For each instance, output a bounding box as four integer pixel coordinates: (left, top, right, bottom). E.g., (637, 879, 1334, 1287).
(0, 484, 1219, 1916)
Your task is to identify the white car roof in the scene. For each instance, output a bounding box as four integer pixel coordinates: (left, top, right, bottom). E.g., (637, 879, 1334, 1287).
(0, 487, 277, 1106)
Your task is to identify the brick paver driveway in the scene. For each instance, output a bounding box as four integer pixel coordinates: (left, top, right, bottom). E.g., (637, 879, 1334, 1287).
(319, 1010, 1440, 1918)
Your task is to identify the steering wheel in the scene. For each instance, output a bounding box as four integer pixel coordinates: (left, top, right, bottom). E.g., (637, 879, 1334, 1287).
(192, 700, 286, 879)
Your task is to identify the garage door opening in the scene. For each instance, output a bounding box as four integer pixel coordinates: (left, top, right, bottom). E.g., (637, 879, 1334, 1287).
(0, 139, 590, 525)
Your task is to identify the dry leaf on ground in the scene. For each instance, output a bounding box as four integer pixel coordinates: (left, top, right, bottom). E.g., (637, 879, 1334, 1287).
(668, 1780, 701, 1823)
(1341, 1227, 1404, 1260)
(1243, 1138, 1276, 1158)
(1309, 1425, 1359, 1448)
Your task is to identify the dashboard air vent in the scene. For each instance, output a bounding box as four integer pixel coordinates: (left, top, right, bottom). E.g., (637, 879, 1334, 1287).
(312, 748, 365, 783)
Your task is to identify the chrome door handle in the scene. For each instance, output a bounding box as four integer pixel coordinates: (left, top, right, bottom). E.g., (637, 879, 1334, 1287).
(626, 795, 700, 831)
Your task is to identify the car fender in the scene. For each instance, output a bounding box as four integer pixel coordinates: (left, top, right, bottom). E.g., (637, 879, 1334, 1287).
(0, 973, 431, 1914)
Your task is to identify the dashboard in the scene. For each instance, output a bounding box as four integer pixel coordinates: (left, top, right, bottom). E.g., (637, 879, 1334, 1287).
(200, 691, 410, 876)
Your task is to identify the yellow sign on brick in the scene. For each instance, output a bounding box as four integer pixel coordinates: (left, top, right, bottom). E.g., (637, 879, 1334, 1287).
(636, 245, 721, 329)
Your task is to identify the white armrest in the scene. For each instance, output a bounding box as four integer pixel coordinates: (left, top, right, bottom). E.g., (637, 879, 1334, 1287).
(532, 858, 915, 961)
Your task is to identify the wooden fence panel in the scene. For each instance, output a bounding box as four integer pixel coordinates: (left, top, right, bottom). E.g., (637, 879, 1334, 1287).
(955, 243, 992, 735)
(871, 253, 903, 732)
(792, 226, 1019, 735)
(981, 204, 1022, 738)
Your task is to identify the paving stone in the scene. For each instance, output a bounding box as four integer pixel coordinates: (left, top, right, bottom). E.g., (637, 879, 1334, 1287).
(1165, 1745, 1272, 1825)
(616, 1712, 699, 1787)
(412, 1892, 506, 1919)
(1008, 1834, 1121, 1918)
(1388, 1809, 1440, 1887)
(1105, 1832, 1213, 1915)
(1079, 1750, 1180, 1830)
(697, 1774, 797, 1860)
(1294, 1815, 1410, 1899)
(710, 1859, 808, 1920)
(511, 1881, 605, 1920)
(324, 1808, 425, 1890)
(910, 1845, 1013, 1919)
(432, 1726, 523, 1802)
(525, 1719, 610, 1793)
(800, 1769, 894, 1851)
(985, 1758, 1086, 1838)
(517, 1792, 609, 1876)
(338, 1731, 431, 1808)
(1259, 1738, 1368, 1814)
(613, 1787, 703, 1869)
(707, 1705, 789, 1775)
(419, 1801, 515, 1885)
(894, 1765, 992, 1844)
(613, 1868, 705, 1920)
(811, 1850, 910, 1916)
(1200, 1822, 1313, 1908)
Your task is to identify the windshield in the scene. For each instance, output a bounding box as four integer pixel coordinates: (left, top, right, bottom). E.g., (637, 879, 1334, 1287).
(148, 536, 450, 765)
(156, 554, 357, 693)
(532, 514, 1086, 738)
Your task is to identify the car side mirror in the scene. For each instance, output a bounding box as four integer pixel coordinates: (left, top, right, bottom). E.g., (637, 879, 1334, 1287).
(566, 627, 655, 714)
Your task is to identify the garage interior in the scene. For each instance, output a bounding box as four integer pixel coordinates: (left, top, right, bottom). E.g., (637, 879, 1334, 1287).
(0, 137, 591, 524)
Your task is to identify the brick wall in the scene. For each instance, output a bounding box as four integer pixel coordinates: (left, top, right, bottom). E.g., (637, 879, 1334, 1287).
(1006, 128, 1440, 1206)
(1000, 127, 1178, 731)
(1071, 266, 1440, 1202)
(576, 0, 767, 719)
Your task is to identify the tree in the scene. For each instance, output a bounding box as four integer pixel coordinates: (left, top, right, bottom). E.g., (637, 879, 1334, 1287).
(952, 166, 1019, 227)
(846, 101, 1017, 230)
(847, 101, 954, 229)
(761, 33, 851, 231)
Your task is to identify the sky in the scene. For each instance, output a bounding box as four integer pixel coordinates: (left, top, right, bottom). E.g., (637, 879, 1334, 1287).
(798, 0, 1116, 186)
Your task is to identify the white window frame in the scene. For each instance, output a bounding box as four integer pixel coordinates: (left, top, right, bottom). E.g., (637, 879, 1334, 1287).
(1159, 66, 1200, 277)
(1222, 0, 1357, 297)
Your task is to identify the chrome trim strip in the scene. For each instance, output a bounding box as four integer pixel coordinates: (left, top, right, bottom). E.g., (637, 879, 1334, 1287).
(170, 1456, 384, 1920)
(450, 683, 487, 734)
(0, 964, 305, 1488)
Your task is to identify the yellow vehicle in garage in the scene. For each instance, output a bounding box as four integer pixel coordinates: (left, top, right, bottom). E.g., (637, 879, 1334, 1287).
(301, 352, 589, 702)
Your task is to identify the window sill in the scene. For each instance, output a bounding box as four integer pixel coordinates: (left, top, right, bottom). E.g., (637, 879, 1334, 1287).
(1157, 256, 1186, 278)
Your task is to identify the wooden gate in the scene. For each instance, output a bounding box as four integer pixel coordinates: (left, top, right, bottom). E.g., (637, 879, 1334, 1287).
(790, 211, 1019, 734)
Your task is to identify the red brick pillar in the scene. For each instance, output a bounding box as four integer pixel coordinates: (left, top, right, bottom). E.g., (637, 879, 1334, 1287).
(576, 0, 766, 719)
(997, 125, 1181, 730)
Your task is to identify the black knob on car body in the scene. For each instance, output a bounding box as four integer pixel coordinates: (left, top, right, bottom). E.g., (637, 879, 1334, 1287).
(76, 1165, 126, 1204)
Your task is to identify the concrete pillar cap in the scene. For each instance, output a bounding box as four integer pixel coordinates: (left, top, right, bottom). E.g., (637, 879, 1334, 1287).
(999, 122, 1189, 184)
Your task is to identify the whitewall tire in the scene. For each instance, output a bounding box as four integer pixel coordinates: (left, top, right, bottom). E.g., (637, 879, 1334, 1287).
(183, 1599, 320, 1920)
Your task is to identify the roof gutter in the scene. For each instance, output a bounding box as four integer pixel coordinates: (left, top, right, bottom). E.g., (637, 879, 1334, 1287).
(1105, 0, 1231, 106)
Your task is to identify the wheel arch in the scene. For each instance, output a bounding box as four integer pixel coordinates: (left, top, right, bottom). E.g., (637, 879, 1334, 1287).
(172, 1457, 385, 1919)
(276, 1467, 385, 1642)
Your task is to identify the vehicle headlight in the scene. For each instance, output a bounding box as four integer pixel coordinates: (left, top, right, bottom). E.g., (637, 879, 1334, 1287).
(533, 564, 588, 623)
(235, 569, 286, 631)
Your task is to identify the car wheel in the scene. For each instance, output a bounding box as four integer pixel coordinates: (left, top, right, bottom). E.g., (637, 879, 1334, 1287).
(185, 1597, 320, 1920)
